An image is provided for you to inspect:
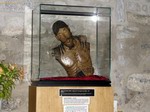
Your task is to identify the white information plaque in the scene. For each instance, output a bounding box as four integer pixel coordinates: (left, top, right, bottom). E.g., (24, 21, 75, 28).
(64, 105, 88, 112)
(62, 97, 90, 105)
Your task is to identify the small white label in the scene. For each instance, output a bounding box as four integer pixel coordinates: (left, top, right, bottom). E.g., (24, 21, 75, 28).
(64, 105, 88, 112)
(63, 97, 90, 105)
(114, 100, 118, 112)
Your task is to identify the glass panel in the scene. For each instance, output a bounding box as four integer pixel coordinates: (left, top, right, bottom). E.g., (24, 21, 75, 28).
(31, 4, 111, 80)
(40, 15, 97, 78)
(97, 13, 111, 78)
(97, 8, 111, 16)
(31, 6, 40, 80)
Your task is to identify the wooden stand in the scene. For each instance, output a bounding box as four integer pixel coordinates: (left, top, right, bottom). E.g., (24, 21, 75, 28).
(29, 86, 113, 112)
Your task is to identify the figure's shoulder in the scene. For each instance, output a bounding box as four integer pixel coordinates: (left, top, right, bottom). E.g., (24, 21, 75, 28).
(74, 35, 88, 44)
(74, 35, 90, 49)
(53, 44, 64, 50)
(79, 35, 87, 40)
(51, 46, 61, 60)
(74, 35, 87, 41)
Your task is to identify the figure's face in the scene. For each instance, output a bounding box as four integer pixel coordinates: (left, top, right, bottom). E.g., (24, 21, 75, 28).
(56, 27, 74, 48)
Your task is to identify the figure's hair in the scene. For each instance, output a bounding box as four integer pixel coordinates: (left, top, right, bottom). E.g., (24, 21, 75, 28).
(52, 20, 68, 35)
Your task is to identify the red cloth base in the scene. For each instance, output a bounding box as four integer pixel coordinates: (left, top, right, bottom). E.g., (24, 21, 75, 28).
(40, 75, 109, 81)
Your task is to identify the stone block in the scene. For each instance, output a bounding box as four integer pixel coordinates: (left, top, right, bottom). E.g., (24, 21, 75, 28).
(116, 26, 139, 39)
(0, 41, 7, 51)
(127, 1, 141, 12)
(116, 0, 125, 22)
(124, 94, 146, 112)
(117, 30, 135, 39)
(127, 12, 150, 25)
(127, 73, 150, 92)
(0, 54, 6, 61)
(1, 17, 23, 36)
(0, 0, 25, 13)
(127, 1, 150, 16)
(54, 1, 66, 5)
(24, 6, 32, 35)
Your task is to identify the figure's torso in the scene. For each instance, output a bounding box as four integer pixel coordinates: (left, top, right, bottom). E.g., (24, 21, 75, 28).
(53, 37, 94, 77)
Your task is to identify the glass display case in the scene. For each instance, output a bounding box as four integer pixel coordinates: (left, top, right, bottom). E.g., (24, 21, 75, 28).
(31, 4, 111, 86)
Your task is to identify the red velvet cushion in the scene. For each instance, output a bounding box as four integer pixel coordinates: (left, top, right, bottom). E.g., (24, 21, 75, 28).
(40, 75, 109, 81)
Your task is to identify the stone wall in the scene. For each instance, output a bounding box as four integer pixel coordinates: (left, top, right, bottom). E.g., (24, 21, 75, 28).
(112, 0, 150, 111)
(0, 0, 150, 112)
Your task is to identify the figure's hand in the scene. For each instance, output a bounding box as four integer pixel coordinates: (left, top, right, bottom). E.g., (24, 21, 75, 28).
(79, 35, 88, 48)
(79, 35, 87, 43)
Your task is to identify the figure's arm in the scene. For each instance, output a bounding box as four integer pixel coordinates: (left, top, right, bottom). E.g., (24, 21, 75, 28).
(78, 35, 90, 49)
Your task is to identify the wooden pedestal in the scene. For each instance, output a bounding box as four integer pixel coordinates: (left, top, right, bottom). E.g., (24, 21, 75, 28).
(29, 86, 113, 112)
